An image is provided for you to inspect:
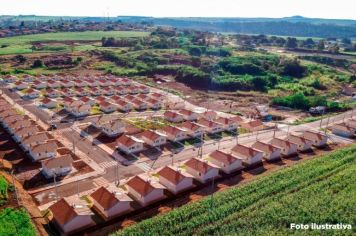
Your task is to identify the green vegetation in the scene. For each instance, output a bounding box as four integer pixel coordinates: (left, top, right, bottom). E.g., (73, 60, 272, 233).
(0, 176, 9, 206)
(115, 145, 356, 236)
(0, 31, 149, 55)
(0, 208, 37, 236)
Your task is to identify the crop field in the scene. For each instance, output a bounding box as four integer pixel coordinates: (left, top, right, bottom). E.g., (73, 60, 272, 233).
(0, 208, 37, 236)
(115, 144, 356, 236)
(0, 31, 149, 55)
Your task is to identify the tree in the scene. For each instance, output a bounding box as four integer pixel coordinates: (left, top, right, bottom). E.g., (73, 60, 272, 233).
(285, 37, 298, 49)
(317, 40, 325, 51)
(328, 44, 340, 54)
(14, 55, 26, 64)
(32, 59, 43, 68)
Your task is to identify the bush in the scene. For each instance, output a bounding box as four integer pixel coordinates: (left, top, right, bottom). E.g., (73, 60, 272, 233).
(0, 208, 36, 236)
(32, 59, 43, 68)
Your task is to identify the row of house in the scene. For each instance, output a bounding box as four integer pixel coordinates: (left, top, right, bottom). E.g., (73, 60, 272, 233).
(48, 130, 328, 234)
(0, 99, 73, 178)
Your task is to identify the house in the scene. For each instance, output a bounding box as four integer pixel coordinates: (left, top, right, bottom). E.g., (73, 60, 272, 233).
(231, 144, 264, 166)
(240, 120, 265, 132)
(151, 92, 163, 99)
(269, 138, 298, 156)
(47, 80, 61, 88)
(75, 88, 90, 97)
(164, 111, 184, 123)
(180, 121, 205, 138)
(20, 132, 49, 152)
(62, 97, 74, 110)
(287, 135, 313, 152)
(116, 135, 144, 154)
(98, 79, 110, 87)
(126, 175, 166, 206)
(61, 88, 76, 97)
(91, 87, 102, 96)
(49, 196, 94, 234)
(3, 75, 17, 83)
(70, 104, 91, 117)
(14, 81, 28, 90)
(33, 80, 47, 89)
(124, 95, 135, 101)
(207, 150, 243, 174)
(0, 109, 18, 121)
(184, 158, 220, 183)
(302, 131, 328, 147)
(74, 79, 87, 87)
(101, 120, 126, 137)
(28, 141, 58, 161)
(120, 78, 132, 86)
(41, 98, 57, 109)
(131, 99, 148, 110)
(137, 94, 148, 101)
(178, 109, 198, 121)
(214, 117, 238, 131)
(91, 116, 113, 129)
(66, 100, 84, 112)
(230, 116, 244, 125)
(157, 166, 194, 194)
(90, 185, 133, 220)
(116, 100, 132, 113)
(26, 88, 40, 98)
(79, 97, 95, 106)
(200, 110, 217, 121)
(197, 118, 223, 134)
(127, 86, 139, 94)
(8, 120, 32, 134)
(331, 123, 355, 138)
(115, 86, 128, 95)
(12, 126, 39, 143)
(61, 80, 74, 88)
(23, 75, 35, 82)
(96, 96, 107, 104)
(86, 79, 99, 87)
(109, 78, 122, 86)
(2, 115, 23, 128)
(160, 125, 187, 142)
(251, 141, 281, 161)
(41, 154, 73, 178)
(137, 85, 150, 94)
(102, 87, 115, 96)
(140, 130, 167, 147)
(45, 88, 60, 98)
(146, 98, 161, 110)
(99, 101, 117, 113)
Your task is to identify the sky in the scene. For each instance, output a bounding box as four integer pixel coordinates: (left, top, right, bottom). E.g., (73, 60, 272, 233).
(0, 0, 355, 20)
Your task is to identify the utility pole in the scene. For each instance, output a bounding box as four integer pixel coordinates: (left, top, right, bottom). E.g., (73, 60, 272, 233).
(325, 116, 330, 135)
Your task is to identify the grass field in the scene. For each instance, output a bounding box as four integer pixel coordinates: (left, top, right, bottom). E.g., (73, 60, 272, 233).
(0, 31, 149, 55)
(0, 208, 37, 236)
(115, 144, 356, 236)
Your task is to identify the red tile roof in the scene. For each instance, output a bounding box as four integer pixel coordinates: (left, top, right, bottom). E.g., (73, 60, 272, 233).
(158, 166, 186, 185)
(185, 158, 213, 174)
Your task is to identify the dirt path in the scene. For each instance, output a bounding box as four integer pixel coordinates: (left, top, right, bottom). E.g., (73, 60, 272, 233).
(0, 170, 48, 236)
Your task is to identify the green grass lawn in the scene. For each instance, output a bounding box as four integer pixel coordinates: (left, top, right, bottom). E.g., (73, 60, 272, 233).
(0, 31, 149, 55)
(0, 176, 9, 205)
(0, 208, 37, 236)
(115, 144, 356, 236)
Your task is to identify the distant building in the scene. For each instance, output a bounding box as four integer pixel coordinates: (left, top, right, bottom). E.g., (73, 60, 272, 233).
(41, 154, 73, 178)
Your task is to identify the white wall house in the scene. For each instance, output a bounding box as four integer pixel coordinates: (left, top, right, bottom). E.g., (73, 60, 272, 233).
(287, 135, 313, 152)
(252, 141, 281, 161)
(180, 121, 205, 138)
(160, 125, 188, 142)
(90, 185, 133, 220)
(302, 131, 328, 147)
(197, 118, 223, 134)
(231, 144, 264, 166)
(140, 130, 167, 147)
(126, 175, 166, 206)
(49, 196, 94, 234)
(207, 150, 243, 174)
(28, 141, 58, 161)
(332, 123, 355, 138)
(164, 111, 184, 123)
(41, 154, 73, 178)
(116, 135, 144, 154)
(184, 158, 220, 183)
(269, 138, 298, 156)
(157, 166, 194, 194)
(101, 120, 126, 137)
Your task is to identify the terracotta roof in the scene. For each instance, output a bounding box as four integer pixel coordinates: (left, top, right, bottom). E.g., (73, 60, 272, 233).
(22, 132, 49, 145)
(141, 130, 161, 141)
(126, 176, 155, 196)
(15, 126, 39, 136)
(164, 111, 182, 119)
(209, 150, 239, 165)
(185, 158, 213, 174)
(243, 120, 263, 128)
(303, 131, 326, 141)
(158, 166, 188, 184)
(197, 118, 219, 128)
(230, 116, 244, 123)
(215, 117, 235, 125)
(231, 144, 262, 158)
(49, 197, 92, 226)
(9, 120, 32, 130)
(42, 154, 72, 169)
(116, 135, 142, 147)
(31, 141, 58, 154)
(178, 109, 196, 116)
(161, 125, 184, 136)
(180, 121, 203, 131)
(252, 141, 278, 153)
(41, 98, 54, 104)
(90, 185, 132, 210)
(270, 138, 294, 149)
(288, 135, 311, 145)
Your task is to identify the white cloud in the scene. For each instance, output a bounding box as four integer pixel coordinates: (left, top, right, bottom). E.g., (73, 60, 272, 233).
(0, 0, 355, 20)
